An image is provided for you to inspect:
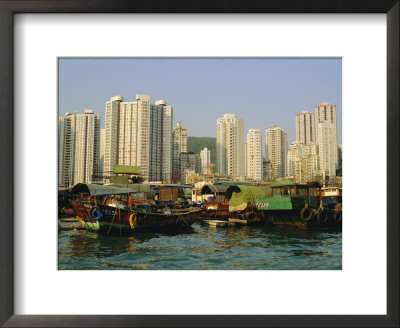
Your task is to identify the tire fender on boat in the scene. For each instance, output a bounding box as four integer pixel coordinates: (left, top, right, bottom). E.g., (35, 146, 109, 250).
(317, 208, 328, 224)
(247, 212, 258, 223)
(88, 206, 103, 221)
(333, 210, 342, 223)
(300, 206, 313, 221)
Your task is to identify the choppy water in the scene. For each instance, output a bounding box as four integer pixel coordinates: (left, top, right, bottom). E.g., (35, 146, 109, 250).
(58, 219, 342, 270)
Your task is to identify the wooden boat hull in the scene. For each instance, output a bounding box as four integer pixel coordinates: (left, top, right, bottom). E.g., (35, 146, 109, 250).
(71, 201, 202, 234)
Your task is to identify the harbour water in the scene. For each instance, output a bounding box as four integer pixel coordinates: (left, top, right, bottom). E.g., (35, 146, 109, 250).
(58, 219, 342, 270)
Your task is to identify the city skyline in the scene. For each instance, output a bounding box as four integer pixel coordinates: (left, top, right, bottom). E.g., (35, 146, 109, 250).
(58, 58, 342, 144)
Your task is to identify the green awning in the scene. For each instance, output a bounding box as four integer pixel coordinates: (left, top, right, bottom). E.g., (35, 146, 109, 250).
(113, 165, 140, 175)
(71, 183, 143, 197)
(226, 185, 270, 208)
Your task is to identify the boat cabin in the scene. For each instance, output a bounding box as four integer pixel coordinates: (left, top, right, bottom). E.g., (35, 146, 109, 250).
(270, 181, 321, 197)
(70, 183, 152, 209)
(321, 187, 342, 209)
(269, 181, 321, 208)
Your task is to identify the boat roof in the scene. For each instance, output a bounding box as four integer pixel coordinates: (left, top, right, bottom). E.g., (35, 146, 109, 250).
(201, 184, 230, 195)
(214, 180, 254, 185)
(71, 183, 141, 196)
(225, 185, 271, 200)
(269, 180, 321, 188)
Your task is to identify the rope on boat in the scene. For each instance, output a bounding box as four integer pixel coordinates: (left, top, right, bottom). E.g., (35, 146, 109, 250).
(118, 206, 122, 236)
(129, 212, 137, 230)
(178, 215, 191, 229)
(107, 204, 119, 236)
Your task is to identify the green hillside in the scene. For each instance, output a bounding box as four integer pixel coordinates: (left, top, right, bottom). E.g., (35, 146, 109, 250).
(187, 136, 216, 169)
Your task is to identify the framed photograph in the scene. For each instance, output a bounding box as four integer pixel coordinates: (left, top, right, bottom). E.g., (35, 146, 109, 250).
(1, 1, 398, 327)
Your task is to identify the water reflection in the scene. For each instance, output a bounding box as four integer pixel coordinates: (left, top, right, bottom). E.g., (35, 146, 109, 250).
(58, 221, 342, 270)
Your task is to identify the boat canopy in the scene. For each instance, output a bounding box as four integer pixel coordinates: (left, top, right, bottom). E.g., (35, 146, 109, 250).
(214, 180, 254, 186)
(200, 184, 230, 195)
(269, 180, 321, 188)
(71, 183, 142, 197)
(106, 183, 151, 192)
(226, 185, 270, 208)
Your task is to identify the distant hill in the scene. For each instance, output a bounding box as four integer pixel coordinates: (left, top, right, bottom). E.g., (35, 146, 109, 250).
(187, 136, 216, 169)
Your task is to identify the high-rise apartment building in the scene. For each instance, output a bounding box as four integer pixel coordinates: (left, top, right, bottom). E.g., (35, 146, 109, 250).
(246, 129, 262, 181)
(104, 95, 123, 177)
(58, 110, 100, 187)
(296, 110, 316, 144)
(99, 128, 105, 181)
(317, 122, 337, 178)
(179, 152, 201, 184)
(265, 125, 287, 180)
(315, 102, 338, 168)
(216, 114, 245, 177)
(173, 121, 187, 181)
(287, 142, 319, 183)
(103, 94, 173, 183)
(244, 142, 247, 177)
(287, 141, 303, 177)
(200, 147, 211, 173)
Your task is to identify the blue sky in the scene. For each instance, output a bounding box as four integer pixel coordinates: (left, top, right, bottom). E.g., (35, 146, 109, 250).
(58, 58, 342, 144)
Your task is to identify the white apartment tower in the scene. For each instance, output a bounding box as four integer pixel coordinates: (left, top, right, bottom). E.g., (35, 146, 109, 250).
(58, 110, 100, 187)
(104, 95, 123, 176)
(317, 122, 337, 178)
(216, 114, 245, 177)
(149, 100, 173, 182)
(200, 147, 211, 173)
(315, 102, 338, 168)
(246, 129, 262, 181)
(103, 94, 173, 183)
(296, 110, 316, 144)
(99, 128, 105, 180)
(173, 121, 187, 179)
(265, 125, 287, 180)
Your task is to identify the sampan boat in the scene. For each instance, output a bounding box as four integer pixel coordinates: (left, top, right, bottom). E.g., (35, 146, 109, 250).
(69, 183, 201, 234)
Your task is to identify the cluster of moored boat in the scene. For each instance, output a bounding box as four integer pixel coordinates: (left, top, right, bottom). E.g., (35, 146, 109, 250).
(58, 180, 342, 235)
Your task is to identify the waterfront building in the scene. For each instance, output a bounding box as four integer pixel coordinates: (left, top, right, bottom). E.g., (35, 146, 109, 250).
(200, 147, 211, 174)
(151, 100, 173, 183)
(296, 110, 316, 144)
(246, 129, 262, 181)
(173, 121, 187, 181)
(179, 152, 200, 184)
(104, 94, 173, 183)
(99, 128, 105, 181)
(317, 121, 337, 179)
(58, 116, 69, 186)
(337, 144, 342, 176)
(265, 125, 287, 180)
(294, 143, 319, 183)
(244, 142, 247, 177)
(262, 159, 273, 182)
(216, 114, 245, 177)
(104, 95, 123, 177)
(287, 141, 303, 177)
(58, 110, 100, 187)
(315, 102, 338, 168)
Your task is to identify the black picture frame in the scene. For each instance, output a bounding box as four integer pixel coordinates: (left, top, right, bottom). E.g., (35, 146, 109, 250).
(0, 1, 398, 327)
